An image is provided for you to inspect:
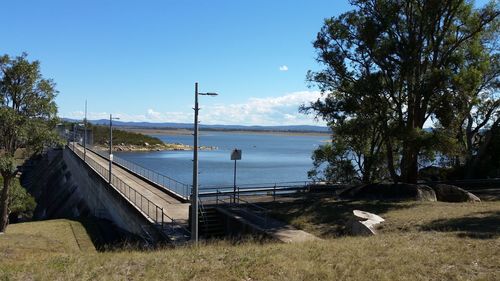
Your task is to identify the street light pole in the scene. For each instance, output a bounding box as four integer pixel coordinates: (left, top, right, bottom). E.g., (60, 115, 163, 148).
(191, 83, 199, 243)
(83, 100, 87, 161)
(73, 123, 76, 150)
(109, 114, 113, 183)
(108, 114, 120, 183)
(191, 82, 218, 244)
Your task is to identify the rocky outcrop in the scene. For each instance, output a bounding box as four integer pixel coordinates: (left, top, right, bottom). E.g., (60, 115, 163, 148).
(348, 210, 385, 236)
(96, 143, 217, 152)
(339, 183, 437, 202)
(431, 184, 481, 202)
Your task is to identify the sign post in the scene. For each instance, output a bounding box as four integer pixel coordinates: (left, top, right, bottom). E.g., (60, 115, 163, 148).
(231, 149, 242, 204)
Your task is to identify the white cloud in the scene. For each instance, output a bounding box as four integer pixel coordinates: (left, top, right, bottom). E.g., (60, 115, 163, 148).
(200, 91, 323, 126)
(279, 65, 289, 71)
(62, 91, 325, 126)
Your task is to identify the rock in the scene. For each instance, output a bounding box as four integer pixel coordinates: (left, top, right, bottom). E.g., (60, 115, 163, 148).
(339, 183, 437, 202)
(144, 142, 149, 146)
(348, 210, 385, 236)
(353, 210, 385, 223)
(431, 184, 481, 202)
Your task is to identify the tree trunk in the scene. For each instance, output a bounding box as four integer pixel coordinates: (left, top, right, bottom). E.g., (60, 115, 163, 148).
(465, 121, 500, 179)
(401, 143, 419, 183)
(0, 175, 12, 233)
(385, 140, 399, 183)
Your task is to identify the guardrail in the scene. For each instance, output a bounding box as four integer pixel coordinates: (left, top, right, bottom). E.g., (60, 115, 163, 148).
(201, 181, 342, 200)
(215, 192, 271, 227)
(88, 146, 191, 200)
(67, 144, 190, 236)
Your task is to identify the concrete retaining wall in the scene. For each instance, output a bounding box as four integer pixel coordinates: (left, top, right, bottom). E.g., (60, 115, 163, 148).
(23, 148, 157, 240)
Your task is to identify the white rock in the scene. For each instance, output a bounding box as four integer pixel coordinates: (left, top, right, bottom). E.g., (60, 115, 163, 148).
(348, 210, 385, 236)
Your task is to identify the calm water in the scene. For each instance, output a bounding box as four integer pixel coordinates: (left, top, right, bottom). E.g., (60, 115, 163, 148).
(114, 132, 327, 189)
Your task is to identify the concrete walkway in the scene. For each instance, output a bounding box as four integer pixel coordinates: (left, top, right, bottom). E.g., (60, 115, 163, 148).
(72, 144, 189, 226)
(220, 207, 320, 243)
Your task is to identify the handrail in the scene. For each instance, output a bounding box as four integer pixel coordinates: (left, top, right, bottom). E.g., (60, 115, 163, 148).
(215, 192, 271, 227)
(87, 145, 191, 200)
(67, 143, 190, 236)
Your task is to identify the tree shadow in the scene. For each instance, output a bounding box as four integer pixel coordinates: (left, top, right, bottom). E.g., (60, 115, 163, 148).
(260, 193, 416, 237)
(420, 211, 500, 239)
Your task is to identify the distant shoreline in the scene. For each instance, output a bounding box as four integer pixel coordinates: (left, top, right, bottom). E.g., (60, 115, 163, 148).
(121, 127, 331, 137)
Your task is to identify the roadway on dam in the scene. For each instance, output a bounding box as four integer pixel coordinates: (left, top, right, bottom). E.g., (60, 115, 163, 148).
(71, 144, 190, 228)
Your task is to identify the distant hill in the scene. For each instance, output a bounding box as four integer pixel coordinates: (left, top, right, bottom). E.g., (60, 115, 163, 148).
(62, 119, 330, 133)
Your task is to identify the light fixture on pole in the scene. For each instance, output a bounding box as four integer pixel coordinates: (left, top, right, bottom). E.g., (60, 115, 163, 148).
(191, 82, 218, 244)
(109, 114, 120, 183)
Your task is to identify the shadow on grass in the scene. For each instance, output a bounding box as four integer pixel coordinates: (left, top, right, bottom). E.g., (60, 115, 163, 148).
(420, 211, 500, 239)
(259, 193, 416, 237)
(78, 217, 147, 251)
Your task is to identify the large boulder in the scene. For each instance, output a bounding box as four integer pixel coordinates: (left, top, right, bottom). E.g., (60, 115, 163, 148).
(339, 183, 437, 202)
(348, 210, 385, 236)
(431, 184, 481, 202)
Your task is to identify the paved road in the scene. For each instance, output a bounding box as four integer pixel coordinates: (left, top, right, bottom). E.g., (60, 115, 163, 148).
(72, 144, 190, 225)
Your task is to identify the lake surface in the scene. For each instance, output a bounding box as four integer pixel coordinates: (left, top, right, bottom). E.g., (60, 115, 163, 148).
(114, 132, 328, 189)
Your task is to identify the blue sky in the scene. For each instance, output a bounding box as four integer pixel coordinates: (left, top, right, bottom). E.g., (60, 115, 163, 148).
(0, 0, 490, 126)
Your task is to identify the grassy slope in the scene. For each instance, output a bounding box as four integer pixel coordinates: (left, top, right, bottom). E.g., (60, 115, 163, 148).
(0, 199, 499, 280)
(0, 220, 95, 256)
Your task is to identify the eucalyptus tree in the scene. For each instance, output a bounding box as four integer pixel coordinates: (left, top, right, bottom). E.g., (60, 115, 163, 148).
(303, 0, 499, 183)
(0, 53, 58, 232)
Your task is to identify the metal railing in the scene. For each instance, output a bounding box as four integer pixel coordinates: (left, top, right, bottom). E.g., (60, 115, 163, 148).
(201, 181, 341, 200)
(215, 192, 271, 227)
(67, 144, 189, 236)
(89, 146, 191, 200)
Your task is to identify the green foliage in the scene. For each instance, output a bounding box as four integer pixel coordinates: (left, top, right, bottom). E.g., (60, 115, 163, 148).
(0, 178, 35, 221)
(7, 179, 35, 221)
(303, 0, 499, 183)
(90, 125, 164, 146)
(0, 53, 58, 231)
(308, 143, 359, 183)
(0, 53, 59, 158)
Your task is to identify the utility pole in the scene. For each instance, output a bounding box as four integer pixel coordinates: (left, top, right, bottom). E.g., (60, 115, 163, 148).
(108, 114, 120, 183)
(191, 82, 199, 243)
(84, 100, 87, 161)
(109, 114, 113, 183)
(191, 82, 218, 244)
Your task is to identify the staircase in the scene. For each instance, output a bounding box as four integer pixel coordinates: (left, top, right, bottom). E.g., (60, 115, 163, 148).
(199, 206, 225, 239)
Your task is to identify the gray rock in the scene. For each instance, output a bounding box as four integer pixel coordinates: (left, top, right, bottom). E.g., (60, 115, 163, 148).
(431, 184, 481, 202)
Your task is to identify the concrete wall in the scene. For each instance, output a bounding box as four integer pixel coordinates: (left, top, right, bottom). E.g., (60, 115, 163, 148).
(215, 207, 274, 240)
(62, 148, 155, 238)
(23, 148, 156, 240)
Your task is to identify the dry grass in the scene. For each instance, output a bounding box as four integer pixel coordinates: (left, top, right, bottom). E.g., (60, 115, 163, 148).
(262, 193, 500, 239)
(0, 195, 499, 280)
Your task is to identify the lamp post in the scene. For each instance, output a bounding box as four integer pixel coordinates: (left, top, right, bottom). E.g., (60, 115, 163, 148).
(73, 123, 76, 150)
(109, 114, 120, 183)
(191, 82, 218, 243)
(83, 100, 88, 161)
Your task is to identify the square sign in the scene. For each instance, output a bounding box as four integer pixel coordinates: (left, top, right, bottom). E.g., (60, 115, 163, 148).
(231, 149, 242, 160)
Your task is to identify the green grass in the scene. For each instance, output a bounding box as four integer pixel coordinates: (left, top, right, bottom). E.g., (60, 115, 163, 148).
(0, 219, 96, 257)
(0, 196, 499, 280)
